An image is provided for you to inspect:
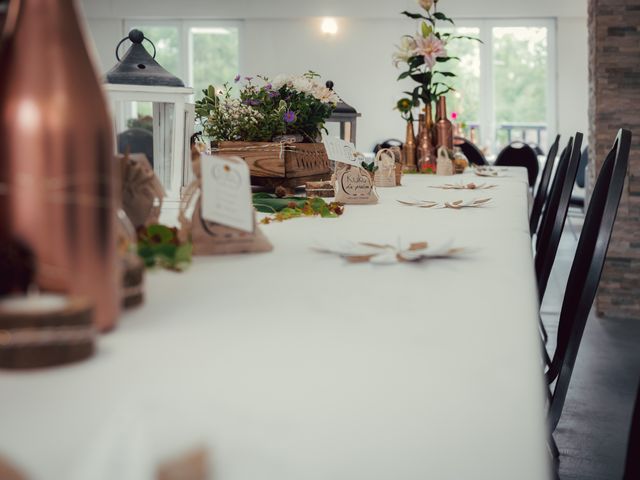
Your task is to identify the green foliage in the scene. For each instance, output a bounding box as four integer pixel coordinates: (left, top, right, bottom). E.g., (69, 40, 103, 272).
(136, 224, 192, 271)
(126, 115, 153, 132)
(360, 161, 378, 173)
(253, 193, 344, 223)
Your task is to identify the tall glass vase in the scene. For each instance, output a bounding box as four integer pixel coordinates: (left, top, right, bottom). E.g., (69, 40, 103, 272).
(0, 0, 120, 331)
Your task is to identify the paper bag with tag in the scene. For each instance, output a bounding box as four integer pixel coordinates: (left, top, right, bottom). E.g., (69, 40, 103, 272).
(374, 148, 397, 188)
(334, 163, 379, 204)
(118, 152, 164, 228)
(179, 147, 272, 255)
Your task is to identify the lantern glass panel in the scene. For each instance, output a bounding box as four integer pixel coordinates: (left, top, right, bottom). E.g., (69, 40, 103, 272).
(113, 99, 176, 192)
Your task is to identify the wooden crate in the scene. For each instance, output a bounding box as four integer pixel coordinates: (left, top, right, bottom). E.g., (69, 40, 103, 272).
(214, 141, 331, 190)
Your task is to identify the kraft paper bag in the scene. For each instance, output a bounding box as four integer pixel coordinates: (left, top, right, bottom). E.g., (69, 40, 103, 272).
(179, 147, 272, 255)
(374, 148, 397, 188)
(334, 163, 378, 205)
(118, 152, 164, 228)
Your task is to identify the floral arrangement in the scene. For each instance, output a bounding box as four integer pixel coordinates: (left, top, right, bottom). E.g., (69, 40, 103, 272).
(195, 72, 339, 143)
(393, 0, 477, 120)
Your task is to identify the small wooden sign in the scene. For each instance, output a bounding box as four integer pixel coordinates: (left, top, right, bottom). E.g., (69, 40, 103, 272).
(334, 163, 378, 205)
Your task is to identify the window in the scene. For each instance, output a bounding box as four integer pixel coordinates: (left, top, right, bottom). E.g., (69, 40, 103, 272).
(441, 20, 555, 155)
(124, 20, 241, 99)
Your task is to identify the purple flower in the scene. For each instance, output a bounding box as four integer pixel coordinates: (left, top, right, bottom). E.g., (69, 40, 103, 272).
(244, 76, 254, 82)
(264, 83, 273, 90)
(234, 74, 241, 83)
(283, 110, 296, 123)
(268, 91, 280, 98)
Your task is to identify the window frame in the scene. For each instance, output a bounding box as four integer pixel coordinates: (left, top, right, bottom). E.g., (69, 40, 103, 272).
(445, 18, 557, 153)
(123, 18, 244, 99)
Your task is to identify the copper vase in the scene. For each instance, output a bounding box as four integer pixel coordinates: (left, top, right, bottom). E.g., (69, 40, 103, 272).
(435, 96, 453, 150)
(417, 104, 437, 173)
(402, 120, 417, 172)
(0, 0, 120, 331)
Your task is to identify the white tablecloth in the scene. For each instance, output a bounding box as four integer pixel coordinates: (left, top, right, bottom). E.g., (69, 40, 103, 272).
(0, 167, 550, 480)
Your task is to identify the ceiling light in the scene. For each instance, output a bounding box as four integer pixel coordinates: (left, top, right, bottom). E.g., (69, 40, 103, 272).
(321, 18, 338, 35)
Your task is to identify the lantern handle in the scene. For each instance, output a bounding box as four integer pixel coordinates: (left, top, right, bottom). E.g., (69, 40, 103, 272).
(115, 29, 157, 62)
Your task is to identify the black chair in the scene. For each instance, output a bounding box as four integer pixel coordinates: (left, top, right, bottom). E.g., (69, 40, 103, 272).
(529, 143, 545, 156)
(495, 142, 539, 187)
(570, 147, 589, 209)
(454, 136, 488, 166)
(624, 379, 640, 480)
(530, 134, 561, 234)
(535, 134, 583, 301)
(373, 138, 403, 154)
(118, 128, 154, 167)
(545, 129, 631, 441)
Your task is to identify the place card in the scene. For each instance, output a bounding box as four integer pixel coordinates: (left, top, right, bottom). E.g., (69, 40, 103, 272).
(200, 154, 254, 233)
(322, 135, 364, 166)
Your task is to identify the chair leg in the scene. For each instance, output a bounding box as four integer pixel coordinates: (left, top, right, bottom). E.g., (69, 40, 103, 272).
(539, 316, 549, 343)
(548, 433, 560, 459)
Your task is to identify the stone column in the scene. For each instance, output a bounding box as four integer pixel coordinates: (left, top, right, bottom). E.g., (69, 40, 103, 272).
(588, 0, 640, 319)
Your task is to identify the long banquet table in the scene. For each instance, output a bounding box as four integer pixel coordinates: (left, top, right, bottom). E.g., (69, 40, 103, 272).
(0, 167, 550, 480)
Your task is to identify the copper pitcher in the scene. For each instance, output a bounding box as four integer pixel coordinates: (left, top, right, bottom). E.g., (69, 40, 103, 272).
(0, 0, 120, 331)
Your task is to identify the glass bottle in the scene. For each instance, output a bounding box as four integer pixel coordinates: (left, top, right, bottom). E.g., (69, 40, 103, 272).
(435, 96, 454, 150)
(0, 0, 120, 331)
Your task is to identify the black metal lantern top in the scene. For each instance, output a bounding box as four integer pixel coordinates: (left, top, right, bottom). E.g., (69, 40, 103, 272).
(326, 80, 359, 116)
(105, 29, 185, 87)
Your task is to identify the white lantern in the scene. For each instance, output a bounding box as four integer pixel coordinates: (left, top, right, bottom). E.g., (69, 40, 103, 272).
(104, 29, 194, 204)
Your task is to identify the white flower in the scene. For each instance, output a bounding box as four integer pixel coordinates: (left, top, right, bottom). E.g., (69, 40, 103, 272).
(310, 84, 340, 104)
(393, 36, 417, 67)
(271, 74, 292, 90)
(418, 0, 433, 10)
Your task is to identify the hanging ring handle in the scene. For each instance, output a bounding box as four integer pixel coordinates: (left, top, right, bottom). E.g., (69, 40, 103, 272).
(115, 29, 157, 62)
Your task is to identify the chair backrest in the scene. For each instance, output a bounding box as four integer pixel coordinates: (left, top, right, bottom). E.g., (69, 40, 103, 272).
(624, 379, 640, 480)
(547, 128, 631, 433)
(535, 134, 583, 300)
(118, 128, 154, 167)
(495, 142, 539, 187)
(455, 137, 488, 166)
(529, 134, 561, 234)
(576, 147, 589, 189)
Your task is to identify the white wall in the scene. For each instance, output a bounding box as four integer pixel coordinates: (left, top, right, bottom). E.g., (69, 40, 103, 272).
(80, 0, 589, 151)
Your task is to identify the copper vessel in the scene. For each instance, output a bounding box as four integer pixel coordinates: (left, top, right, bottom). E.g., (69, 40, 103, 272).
(402, 119, 417, 172)
(0, 0, 120, 331)
(417, 103, 437, 173)
(435, 96, 453, 150)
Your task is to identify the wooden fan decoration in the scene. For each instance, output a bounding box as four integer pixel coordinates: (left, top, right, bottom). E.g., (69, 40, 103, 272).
(396, 198, 493, 209)
(313, 239, 465, 264)
(428, 182, 497, 190)
(179, 146, 272, 255)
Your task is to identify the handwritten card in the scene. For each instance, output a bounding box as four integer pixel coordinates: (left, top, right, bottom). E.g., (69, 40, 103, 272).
(322, 135, 365, 166)
(200, 154, 254, 233)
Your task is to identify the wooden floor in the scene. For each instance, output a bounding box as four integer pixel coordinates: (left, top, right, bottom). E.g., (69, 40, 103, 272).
(541, 212, 640, 480)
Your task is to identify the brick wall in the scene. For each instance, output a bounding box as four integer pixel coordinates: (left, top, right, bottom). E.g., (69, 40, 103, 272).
(588, 0, 640, 319)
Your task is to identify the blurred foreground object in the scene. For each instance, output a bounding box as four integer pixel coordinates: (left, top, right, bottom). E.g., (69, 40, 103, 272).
(0, 0, 120, 331)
